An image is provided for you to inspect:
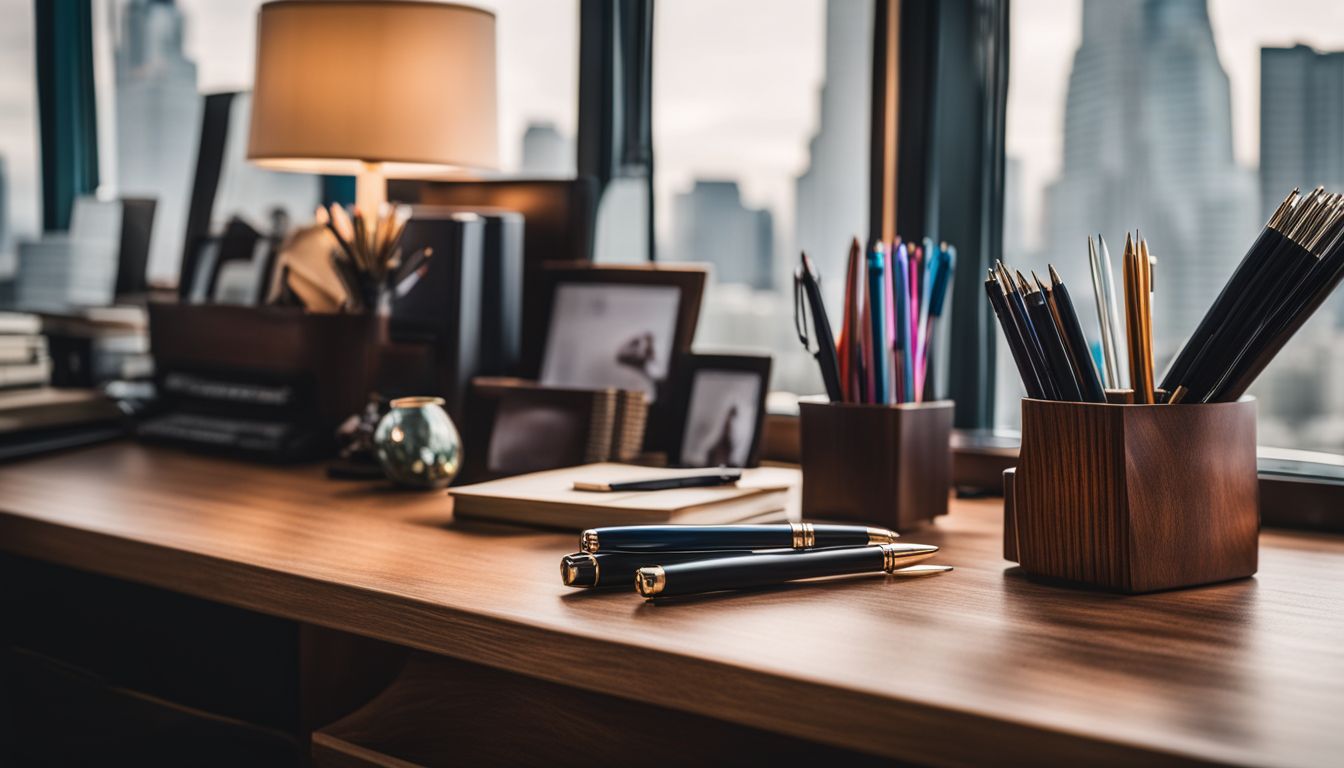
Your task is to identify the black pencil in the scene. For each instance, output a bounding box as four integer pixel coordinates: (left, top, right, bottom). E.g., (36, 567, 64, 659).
(998, 262, 1058, 400)
(1043, 266, 1106, 402)
(985, 270, 1046, 399)
(1207, 193, 1344, 400)
(1021, 271, 1083, 402)
(1162, 189, 1306, 401)
(1168, 189, 1329, 403)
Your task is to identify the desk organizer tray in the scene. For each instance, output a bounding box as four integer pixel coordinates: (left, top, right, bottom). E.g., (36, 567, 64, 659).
(1003, 397, 1258, 593)
(798, 398, 953, 531)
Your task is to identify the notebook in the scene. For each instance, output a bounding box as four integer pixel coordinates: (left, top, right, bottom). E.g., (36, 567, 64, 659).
(449, 463, 798, 530)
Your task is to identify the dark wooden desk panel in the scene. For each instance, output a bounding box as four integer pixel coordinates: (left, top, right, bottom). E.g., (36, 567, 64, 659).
(1, 443, 1342, 766)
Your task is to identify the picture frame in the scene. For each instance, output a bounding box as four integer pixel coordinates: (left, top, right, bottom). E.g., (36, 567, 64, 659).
(531, 263, 706, 453)
(667, 353, 772, 468)
(527, 262, 706, 384)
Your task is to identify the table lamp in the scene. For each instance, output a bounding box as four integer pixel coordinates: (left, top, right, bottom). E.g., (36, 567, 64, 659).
(247, 0, 499, 216)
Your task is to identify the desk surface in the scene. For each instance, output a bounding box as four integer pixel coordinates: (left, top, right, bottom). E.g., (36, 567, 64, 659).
(1, 443, 1341, 767)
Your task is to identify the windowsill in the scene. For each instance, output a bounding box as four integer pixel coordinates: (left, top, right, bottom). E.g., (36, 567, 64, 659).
(762, 397, 1344, 534)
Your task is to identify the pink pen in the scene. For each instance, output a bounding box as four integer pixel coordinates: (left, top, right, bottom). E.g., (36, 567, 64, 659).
(882, 243, 898, 404)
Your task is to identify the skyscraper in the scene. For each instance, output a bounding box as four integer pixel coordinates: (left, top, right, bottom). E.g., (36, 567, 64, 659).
(115, 0, 201, 282)
(1040, 0, 1257, 358)
(520, 121, 573, 176)
(1260, 45, 1344, 220)
(671, 180, 774, 290)
(795, 0, 872, 313)
(0, 154, 9, 262)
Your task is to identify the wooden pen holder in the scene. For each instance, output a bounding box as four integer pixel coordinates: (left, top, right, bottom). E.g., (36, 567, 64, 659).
(1003, 397, 1259, 593)
(798, 398, 953, 531)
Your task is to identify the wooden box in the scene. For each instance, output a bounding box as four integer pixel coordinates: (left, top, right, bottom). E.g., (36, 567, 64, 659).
(149, 303, 381, 428)
(798, 398, 953, 531)
(1003, 397, 1259, 593)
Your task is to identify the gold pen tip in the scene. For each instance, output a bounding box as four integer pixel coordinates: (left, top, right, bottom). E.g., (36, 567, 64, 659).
(879, 542, 939, 572)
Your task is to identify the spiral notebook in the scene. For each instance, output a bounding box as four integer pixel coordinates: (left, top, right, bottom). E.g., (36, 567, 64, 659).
(449, 463, 798, 530)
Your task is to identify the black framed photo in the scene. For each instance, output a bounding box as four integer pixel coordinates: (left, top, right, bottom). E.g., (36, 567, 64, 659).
(536, 263, 706, 406)
(668, 353, 772, 468)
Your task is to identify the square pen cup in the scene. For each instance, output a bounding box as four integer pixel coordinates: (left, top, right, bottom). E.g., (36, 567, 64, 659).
(798, 397, 954, 532)
(1003, 396, 1259, 594)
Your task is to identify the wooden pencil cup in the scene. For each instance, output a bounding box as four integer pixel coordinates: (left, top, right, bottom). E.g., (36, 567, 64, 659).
(1003, 397, 1259, 593)
(798, 398, 953, 531)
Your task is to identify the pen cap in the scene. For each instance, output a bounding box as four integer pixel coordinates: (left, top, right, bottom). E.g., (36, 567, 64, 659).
(561, 553, 600, 587)
(1005, 396, 1258, 593)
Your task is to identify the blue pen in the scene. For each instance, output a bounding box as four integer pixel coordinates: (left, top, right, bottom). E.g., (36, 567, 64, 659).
(921, 244, 956, 396)
(866, 242, 888, 404)
(891, 243, 914, 402)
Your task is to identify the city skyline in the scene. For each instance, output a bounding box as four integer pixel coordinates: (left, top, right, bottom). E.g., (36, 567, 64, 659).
(1035, 0, 1258, 354)
(1008, 0, 1344, 254)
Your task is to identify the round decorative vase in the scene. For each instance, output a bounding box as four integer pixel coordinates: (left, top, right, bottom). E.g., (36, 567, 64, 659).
(374, 396, 462, 489)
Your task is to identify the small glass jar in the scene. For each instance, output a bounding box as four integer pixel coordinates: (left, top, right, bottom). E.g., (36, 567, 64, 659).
(374, 396, 462, 489)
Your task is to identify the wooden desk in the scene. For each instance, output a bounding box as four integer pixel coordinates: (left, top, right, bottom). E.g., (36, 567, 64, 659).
(1, 443, 1342, 766)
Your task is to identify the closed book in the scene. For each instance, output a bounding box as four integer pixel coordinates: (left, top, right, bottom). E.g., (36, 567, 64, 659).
(0, 312, 42, 335)
(449, 463, 797, 530)
(0, 359, 52, 388)
(0, 335, 47, 365)
(0, 388, 122, 434)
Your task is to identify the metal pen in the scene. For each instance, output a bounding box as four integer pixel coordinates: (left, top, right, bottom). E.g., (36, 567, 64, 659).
(635, 543, 945, 598)
(580, 523, 899, 554)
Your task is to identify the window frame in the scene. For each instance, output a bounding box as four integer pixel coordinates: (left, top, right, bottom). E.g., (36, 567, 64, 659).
(33, 0, 1344, 530)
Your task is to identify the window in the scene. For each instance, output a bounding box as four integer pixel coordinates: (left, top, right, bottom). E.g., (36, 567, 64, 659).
(653, 0, 873, 394)
(96, 0, 578, 286)
(476, 0, 579, 177)
(0, 0, 41, 281)
(1000, 0, 1344, 456)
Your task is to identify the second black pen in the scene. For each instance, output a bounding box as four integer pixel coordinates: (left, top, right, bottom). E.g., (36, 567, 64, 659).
(581, 523, 899, 554)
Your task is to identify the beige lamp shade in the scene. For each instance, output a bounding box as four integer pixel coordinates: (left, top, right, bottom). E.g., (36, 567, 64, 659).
(247, 0, 499, 178)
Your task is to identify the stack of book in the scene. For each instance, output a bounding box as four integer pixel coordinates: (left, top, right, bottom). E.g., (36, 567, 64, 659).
(449, 463, 798, 529)
(0, 388, 125, 461)
(0, 312, 51, 389)
(42, 306, 152, 386)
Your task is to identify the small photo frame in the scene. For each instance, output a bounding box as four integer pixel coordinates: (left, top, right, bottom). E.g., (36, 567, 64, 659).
(535, 264, 706, 406)
(669, 354, 772, 468)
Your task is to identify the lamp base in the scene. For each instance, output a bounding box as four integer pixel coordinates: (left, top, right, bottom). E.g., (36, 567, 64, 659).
(355, 162, 387, 216)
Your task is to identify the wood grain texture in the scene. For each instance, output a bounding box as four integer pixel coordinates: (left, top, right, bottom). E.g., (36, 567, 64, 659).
(1, 443, 1342, 766)
(1009, 398, 1259, 592)
(312, 652, 891, 767)
(799, 399, 952, 531)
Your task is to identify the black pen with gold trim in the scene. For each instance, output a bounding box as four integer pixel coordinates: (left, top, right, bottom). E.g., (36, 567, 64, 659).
(561, 550, 757, 589)
(580, 523, 899, 554)
(635, 543, 945, 599)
